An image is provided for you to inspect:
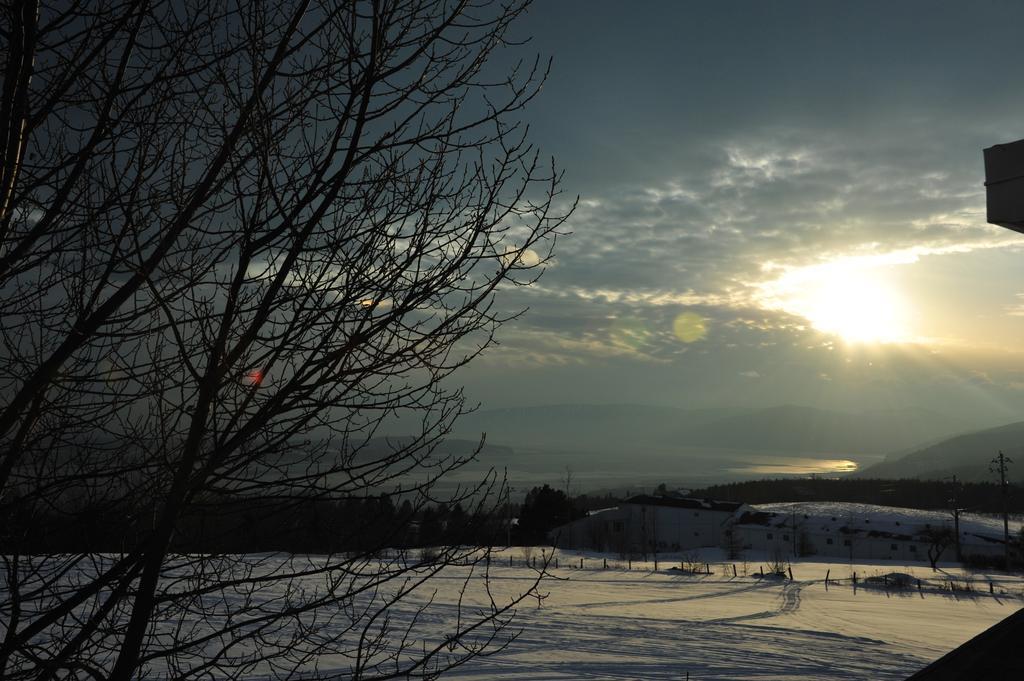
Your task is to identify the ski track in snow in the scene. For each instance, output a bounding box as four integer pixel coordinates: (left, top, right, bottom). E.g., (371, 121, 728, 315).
(450, 588, 922, 680)
(570, 577, 780, 610)
(708, 580, 804, 624)
(421, 552, 1023, 681)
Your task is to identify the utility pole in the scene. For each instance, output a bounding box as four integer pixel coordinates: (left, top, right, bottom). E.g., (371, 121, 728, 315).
(791, 510, 798, 558)
(946, 475, 964, 562)
(505, 477, 515, 549)
(990, 451, 1013, 570)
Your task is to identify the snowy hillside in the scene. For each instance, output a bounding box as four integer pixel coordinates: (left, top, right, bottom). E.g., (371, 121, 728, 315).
(755, 501, 1021, 549)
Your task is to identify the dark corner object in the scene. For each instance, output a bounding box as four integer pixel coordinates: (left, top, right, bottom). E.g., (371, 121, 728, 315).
(984, 138, 1024, 233)
(904, 607, 1024, 680)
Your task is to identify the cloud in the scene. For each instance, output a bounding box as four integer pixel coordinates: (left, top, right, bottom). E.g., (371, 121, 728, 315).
(456, 1, 1024, 420)
(495, 129, 1017, 358)
(1006, 293, 1024, 317)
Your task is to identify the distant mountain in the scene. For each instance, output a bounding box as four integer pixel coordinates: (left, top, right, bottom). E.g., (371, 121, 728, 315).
(857, 420, 1024, 482)
(453, 404, 749, 450)
(453, 403, 969, 456)
(671, 405, 969, 455)
(361, 436, 515, 460)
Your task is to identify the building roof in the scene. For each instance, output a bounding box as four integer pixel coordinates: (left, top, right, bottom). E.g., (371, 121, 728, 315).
(624, 495, 744, 513)
(905, 607, 1024, 680)
(734, 510, 776, 526)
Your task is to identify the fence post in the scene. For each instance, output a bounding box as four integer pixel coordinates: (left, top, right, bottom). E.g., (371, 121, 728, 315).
(580, 557, 583, 569)
(555, 557, 558, 569)
(825, 569, 830, 585)
(628, 559, 631, 570)
(603, 558, 607, 569)
(732, 564, 737, 577)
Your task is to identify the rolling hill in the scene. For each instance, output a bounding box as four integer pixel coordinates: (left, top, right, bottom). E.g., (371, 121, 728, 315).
(857, 420, 1024, 482)
(452, 403, 971, 457)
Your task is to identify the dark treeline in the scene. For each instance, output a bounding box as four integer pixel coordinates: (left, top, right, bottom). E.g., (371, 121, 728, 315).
(2, 493, 497, 554)
(17, 477, 1009, 554)
(690, 477, 1024, 514)
(1, 483, 601, 554)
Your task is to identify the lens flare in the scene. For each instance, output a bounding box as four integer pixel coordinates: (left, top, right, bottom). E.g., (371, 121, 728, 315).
(673, 312, 707, 343)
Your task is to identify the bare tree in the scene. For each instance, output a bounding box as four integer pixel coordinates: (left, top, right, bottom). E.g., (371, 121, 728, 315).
(921, 526, 955, 571)
(0, 1, 570, 679)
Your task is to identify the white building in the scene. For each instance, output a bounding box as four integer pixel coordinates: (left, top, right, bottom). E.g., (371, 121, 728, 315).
(732, 508, 932, 562)
(549, 495, 747, 556)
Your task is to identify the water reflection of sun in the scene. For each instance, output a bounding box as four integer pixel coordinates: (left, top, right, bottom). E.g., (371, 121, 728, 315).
(735, 458, 859, 476)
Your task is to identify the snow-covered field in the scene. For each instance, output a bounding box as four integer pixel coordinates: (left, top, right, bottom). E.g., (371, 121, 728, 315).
(7, 548, 1021, 679)
(433, 548, 1024, 680)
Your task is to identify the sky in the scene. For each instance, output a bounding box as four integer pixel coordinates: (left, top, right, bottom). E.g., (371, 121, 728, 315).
(457, 0, 1024, 427)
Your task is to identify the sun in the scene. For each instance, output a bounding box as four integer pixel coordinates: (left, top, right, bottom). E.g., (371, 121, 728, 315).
(802, 272, 908, 342)
(762, 259, 912, 344)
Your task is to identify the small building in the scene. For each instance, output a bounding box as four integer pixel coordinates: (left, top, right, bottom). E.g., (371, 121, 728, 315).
(984, 138, 1024, 233)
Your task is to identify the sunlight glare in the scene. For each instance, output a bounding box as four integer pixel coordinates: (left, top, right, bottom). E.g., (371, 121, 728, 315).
(762, 258, 912, 344)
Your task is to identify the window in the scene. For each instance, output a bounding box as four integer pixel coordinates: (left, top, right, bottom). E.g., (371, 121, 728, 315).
(694, 512, 700, 517)
(612, 521, 624, 532)
(843, 539, 851, 547)
(890, 543, 898, 551)
(909, 545, 916, 552)
(826, 538, 833, 545)
(782, 534, 790, 542)
(767, 532, 773, 540)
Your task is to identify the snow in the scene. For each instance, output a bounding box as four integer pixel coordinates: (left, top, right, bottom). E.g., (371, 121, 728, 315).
(429, 547, 1024, 680)
(7, 548, 1022, 679)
